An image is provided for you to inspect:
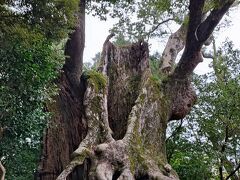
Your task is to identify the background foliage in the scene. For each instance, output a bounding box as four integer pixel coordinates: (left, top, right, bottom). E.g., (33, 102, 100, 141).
(167, 40, 240, 179)
(0, 0, 78, 178)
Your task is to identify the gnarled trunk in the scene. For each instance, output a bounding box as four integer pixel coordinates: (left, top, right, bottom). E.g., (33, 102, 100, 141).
(37, 0, 235, 179)
(56, 37, 196, 180)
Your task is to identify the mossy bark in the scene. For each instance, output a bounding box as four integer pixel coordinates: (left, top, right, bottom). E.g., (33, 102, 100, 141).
(55, 39, 196, 179)
(37, 1, 234, 179)
(36, 73, 88, 180)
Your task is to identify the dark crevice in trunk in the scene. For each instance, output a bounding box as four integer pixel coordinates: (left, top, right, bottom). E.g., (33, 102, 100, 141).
(36, 73, 88, 180)
(63, 0, 85, 88)
(112, 170, 122, 180)
(69, 160, 90, 180)
(135, 174, 149, 180)
(105, 41, 149, 139)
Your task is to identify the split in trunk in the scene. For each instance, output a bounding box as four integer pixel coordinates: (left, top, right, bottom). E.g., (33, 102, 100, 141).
(37, 0, 235, 179)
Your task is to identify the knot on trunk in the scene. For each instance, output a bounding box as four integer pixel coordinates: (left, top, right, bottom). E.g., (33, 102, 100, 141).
(169, 80, 197, 120)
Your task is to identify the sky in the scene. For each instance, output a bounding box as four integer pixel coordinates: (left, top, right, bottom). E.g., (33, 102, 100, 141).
(84, 7, 240, 75)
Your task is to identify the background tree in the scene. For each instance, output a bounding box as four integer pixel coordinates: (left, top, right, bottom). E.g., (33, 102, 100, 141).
(167, 40, 240, 179)
(0, 0, 78, 179)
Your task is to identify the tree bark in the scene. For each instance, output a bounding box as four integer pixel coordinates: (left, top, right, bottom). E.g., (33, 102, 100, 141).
(57, 37, 179, 180)
(64, 0, 85, 89)
(36, 0, 87, 179)
(38, 0, 235, 179)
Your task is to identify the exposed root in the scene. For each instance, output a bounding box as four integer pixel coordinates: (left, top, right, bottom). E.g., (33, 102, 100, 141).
(57, 36, 181, 179)
(0, 161, 5, 180)
(88, 140, 131, 179)
(123, 87, 147, 143)
(57, 77, 113, 179)
(56, 155, 87, 180)
(57, 77, 178, 180)
(96, 161, 114, 180)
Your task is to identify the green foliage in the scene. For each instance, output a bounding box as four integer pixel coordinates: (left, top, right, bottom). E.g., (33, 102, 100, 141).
(84, 70, 107, 92)
(170, 150, 214, 179)
(166, 41, 240, 179)
(113, 33, 131, 46)
(0, 2, 67, 178)
(92, 0, 188, 39)
(167, 121, 215, 179)
(0, 0, 79, 41)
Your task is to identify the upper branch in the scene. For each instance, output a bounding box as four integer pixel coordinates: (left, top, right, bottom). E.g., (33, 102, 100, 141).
(185, 0, 206, 51)
(197, 0, 236, 43)
(172, 0, 235, 79)
(63, 0, 86, 87)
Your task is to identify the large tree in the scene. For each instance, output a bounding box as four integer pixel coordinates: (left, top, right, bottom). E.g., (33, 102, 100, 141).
(36, 0, 237, 179)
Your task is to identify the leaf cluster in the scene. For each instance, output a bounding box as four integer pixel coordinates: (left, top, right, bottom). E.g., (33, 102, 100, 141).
(0, 1, 70, 178)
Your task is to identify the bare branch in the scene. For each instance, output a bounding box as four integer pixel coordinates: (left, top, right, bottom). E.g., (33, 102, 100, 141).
(146, 18, 174, 38)
(160, 24, 187, 74)
(103, 32, 115, 45)
(226, 163, 240, 180)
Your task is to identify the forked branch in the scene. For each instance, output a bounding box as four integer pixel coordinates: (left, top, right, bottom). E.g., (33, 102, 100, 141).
(173, 0, 235, 79)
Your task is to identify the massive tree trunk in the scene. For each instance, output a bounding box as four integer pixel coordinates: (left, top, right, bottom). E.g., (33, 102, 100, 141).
(38, 0, 235, 179)
(36, 0, 87, 179)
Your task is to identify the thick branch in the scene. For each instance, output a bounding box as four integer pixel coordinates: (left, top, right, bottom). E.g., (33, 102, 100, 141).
(160, 24, 187, 74)
(197, 0, 235, 43)
(173, 0, 234, 79)
(185, 0, 205, 50)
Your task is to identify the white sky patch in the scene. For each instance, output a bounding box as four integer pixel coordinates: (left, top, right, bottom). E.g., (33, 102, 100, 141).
(84, 15, 117, 62)
(84, 8, 240, 75)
